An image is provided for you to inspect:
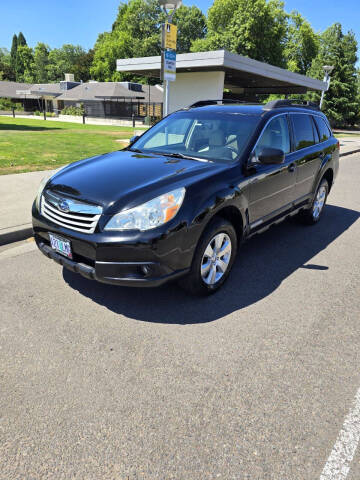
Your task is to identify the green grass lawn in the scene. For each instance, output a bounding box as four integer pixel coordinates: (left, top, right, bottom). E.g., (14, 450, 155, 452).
(0, 117, 146, 175)
(334, 132, 360, 138)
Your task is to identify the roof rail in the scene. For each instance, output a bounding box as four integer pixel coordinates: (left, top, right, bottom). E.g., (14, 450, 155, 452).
(187, 99, 256, 108)
(264, 99, 320, 111)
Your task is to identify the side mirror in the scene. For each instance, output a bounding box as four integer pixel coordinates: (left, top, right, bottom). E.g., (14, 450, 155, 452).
(257, 147, 285, 165)
(130, 135, 139, 144)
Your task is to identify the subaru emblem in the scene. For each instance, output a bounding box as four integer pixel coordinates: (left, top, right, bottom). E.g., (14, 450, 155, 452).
(58, 199, 70, 213)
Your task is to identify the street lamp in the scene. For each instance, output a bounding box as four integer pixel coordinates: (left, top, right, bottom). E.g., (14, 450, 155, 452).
(159, 0, 182, 116)
(320, 65, 334, 110)
(159, 0, 182, 20)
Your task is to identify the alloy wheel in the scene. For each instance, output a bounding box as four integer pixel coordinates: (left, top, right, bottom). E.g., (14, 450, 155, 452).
(201, 233, 232, 285)
(312, 185, 327, 219)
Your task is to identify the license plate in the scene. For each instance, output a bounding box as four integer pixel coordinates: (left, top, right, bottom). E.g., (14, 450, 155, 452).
(49, 233, 72, 259)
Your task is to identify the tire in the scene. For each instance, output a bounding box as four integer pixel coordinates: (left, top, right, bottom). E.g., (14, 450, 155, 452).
(179, 217, 238, 295)
(298, 178, 329, 225)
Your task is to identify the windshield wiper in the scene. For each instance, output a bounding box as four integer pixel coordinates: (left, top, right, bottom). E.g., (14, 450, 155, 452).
(128, 147, 143, 153)
(161, 152, 211, 162)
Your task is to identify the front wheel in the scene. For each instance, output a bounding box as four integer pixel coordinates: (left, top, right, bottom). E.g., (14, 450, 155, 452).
(298, 178, 329, 225)
(179, 217, 237, 295)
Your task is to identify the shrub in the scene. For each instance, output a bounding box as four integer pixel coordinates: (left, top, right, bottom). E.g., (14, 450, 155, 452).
(61, 104, 84, 116)
(0, 98, 22, 110)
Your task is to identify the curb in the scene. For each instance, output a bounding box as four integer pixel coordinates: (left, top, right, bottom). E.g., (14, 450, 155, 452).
(340, 148, 360, 158)
(0, 225, 33, 246)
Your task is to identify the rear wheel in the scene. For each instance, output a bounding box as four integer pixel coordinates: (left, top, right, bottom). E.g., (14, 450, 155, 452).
(298, 178, 329, 225)
(179, 217, 237, 295)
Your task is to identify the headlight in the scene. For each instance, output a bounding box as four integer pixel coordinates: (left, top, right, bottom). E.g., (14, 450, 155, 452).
(104, 187, 186, 231)
(35, 165, 69, 211)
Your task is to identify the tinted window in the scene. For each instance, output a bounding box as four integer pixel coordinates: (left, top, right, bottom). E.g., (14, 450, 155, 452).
(312, 117, 320, 143)
(292, 114, 315, 150)
(314, 116, 331, 142)
(255, 115, 290, 155)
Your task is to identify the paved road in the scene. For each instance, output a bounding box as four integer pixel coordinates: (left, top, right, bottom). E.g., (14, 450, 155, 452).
(0, 154, 359, 480)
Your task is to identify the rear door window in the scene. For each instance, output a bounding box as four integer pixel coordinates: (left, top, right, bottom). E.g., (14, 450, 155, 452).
(314, 116, 331, 142)
(291, 114, 315, 150)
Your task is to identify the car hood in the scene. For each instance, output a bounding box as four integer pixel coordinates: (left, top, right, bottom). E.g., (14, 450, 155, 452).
(46, 150, 226, 214)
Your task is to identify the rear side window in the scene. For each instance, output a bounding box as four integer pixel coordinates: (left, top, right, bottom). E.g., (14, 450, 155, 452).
(291, 114, 315, 150)
(314, 116, 331, 142)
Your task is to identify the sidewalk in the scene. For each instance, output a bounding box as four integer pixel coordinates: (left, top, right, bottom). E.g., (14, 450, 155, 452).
(0, 170, 52, 245)
(1, 138, 359, 246)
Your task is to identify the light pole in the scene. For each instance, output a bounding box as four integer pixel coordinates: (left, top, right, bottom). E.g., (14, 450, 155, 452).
(320, 65, 334, 110)
(159, 0, 181, 116)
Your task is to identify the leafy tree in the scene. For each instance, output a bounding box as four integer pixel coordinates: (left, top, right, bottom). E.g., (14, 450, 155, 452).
(173, 5, 206, 53)
(33, 42, 50, 83)
(308, 23, 359, 126)
(0, 47, 14, 81)
(72, 49, 94, 82)
(91, 0, 206, 81)
(284, 11, 319, 74)
(15, 45, 35, 83)
(191, 0, 288, 67)
(91, 30, 135, 81)
(47, 44, 88, 81)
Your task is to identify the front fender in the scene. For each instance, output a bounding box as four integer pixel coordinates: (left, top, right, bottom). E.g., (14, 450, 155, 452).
(181, 185, 249, 264)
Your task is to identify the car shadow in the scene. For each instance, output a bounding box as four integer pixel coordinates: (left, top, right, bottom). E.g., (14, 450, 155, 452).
(63, 205, 359, 324)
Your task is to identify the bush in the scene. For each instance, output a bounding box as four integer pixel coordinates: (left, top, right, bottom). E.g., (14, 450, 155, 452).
(0, 98, 22, 110)
(34, 110, 41, 116)
(61, 104, 84, 116)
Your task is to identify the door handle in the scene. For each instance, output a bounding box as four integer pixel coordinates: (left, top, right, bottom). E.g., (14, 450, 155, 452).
(288, 163, 296, 173)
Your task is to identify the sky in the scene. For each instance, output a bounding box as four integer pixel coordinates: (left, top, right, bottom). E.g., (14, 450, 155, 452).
(0, 0, 359, 54)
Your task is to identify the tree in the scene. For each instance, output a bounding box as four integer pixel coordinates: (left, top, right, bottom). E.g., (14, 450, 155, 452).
(91, 30, 135, 81)
(33, 42, 50, 83)
(308, 24, 359, 126)
(284, 11, 319, 74)
(72, 49, 94, 82)
(17, 32, 27, 47)
(191, 0, 288, 67)
(47, 44, 88, 82)
(10, 34, 17, 72)
(173, 6, 206, 53)
(91, 0, 207, 81)
(0, 47, 14, 81)
(15, 45, 35, 83)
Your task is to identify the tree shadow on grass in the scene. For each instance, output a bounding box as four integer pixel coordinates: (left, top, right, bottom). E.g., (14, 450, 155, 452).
(63, 204, 359, 325)
(0, 124, 60, 132)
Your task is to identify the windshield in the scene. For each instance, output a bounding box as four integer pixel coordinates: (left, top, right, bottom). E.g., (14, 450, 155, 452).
(131, 110, 261, 163)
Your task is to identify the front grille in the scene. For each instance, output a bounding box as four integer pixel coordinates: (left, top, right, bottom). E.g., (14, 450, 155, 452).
(41, 191, 102, 234)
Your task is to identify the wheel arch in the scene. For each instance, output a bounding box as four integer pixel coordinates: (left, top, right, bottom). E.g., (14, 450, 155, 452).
(321, 168, 334, 192)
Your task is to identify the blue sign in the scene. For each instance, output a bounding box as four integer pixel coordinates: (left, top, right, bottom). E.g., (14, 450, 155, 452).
(164, 50, 176, 82)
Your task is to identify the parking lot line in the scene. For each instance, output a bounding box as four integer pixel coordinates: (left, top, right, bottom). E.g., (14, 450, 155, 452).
(320, 387, 360, 479)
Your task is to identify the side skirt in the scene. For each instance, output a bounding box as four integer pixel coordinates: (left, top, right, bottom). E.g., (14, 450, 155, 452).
(246, 198, 310, 239)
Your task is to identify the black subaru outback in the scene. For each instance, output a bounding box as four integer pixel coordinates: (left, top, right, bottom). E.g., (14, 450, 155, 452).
(32, 99, 339, 295)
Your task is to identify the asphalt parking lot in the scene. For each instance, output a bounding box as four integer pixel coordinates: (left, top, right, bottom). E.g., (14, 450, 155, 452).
(0, 153, 359, 480)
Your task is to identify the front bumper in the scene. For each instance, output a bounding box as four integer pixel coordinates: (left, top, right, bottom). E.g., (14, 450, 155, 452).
(32, 203, 192, 287)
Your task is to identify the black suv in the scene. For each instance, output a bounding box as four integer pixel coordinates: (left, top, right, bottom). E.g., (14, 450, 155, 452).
(32, 99, 339, 295)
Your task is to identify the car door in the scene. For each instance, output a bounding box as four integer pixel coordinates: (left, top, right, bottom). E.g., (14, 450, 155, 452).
(248, 114, 296, 224)
(289, 113, 323, 201)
